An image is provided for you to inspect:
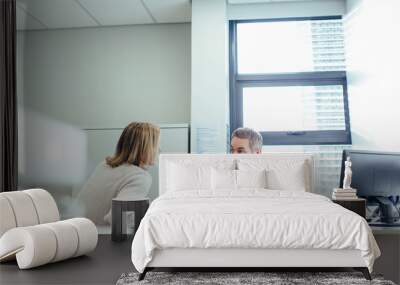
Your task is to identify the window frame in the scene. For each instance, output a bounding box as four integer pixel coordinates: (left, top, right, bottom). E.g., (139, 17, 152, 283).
(229, 16, 352, 145)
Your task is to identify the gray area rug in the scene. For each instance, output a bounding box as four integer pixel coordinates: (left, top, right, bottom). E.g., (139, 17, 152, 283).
(116, 272, 396, 285)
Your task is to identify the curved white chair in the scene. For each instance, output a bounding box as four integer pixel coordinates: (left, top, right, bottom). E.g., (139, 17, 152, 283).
(0, 189, 98, 269)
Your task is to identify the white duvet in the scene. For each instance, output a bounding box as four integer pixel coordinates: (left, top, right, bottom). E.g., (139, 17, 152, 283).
(131, 190, 380, 273)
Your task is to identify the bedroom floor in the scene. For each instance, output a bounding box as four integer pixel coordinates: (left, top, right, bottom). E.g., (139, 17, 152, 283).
(0, 235, 359, 285)
(0, 235, 133, 285)
(1, 234, 397, 285)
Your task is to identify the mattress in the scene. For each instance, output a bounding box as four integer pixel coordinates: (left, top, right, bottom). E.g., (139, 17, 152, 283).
(131, 189, 380, 273)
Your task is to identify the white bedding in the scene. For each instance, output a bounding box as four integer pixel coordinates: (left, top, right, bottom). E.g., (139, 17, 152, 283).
(131, 190, 380, 273)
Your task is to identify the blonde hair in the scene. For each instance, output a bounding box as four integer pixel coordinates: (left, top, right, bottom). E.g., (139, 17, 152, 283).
(106, 122, 160, 168)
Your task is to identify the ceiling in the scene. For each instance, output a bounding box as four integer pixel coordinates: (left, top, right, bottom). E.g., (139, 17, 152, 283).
(16, 0, 192, 30)
(17, 0, 320, 31)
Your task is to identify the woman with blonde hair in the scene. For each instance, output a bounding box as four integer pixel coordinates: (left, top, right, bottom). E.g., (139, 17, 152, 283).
(77, 122, 160, 225)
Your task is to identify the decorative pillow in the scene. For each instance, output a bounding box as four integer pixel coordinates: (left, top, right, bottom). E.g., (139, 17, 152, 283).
(236, 169, 268, 189)
(266, 166, 306, 191)
(237, 158, 310, 191)
(166, 162, 212, 191)
(211, 168, 236, 190)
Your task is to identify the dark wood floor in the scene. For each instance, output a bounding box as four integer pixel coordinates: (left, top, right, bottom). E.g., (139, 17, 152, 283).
(0, 235, 133, 285)
(2, 234, 397, 284)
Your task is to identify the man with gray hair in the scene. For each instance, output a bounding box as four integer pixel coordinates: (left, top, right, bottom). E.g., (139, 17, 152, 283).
(230, 127, 263, 154)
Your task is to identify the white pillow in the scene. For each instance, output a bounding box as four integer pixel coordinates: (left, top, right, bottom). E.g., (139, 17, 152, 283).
(266, 166, 306, 191)
(211, 168, 268, 190)
(166, 162, 212, 191)
(237, 158, 310, 191)
(211, 168, 236, 190)
(237, 169, 267, 189)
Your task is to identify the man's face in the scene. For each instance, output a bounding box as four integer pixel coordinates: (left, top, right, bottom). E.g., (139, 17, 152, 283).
(230, 137, 253, 154)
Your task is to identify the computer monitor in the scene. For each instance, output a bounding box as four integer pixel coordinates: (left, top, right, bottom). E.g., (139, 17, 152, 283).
(340, 150, 400, 226)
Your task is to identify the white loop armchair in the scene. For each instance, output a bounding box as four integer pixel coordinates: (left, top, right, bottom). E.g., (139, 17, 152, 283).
(0, 189, 97, 269)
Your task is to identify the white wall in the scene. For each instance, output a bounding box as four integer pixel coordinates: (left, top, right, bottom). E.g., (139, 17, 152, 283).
(19, 23, 191, 128)
(345, 0, 400, 151)
(191, 0, 230, 153)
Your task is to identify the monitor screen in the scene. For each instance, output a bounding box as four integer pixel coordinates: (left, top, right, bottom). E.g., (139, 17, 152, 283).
(340, 150, 400, 226)
(340, 150, 400, 197)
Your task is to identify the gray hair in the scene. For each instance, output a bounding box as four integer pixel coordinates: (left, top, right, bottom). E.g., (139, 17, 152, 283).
(231, 127, 263, 153)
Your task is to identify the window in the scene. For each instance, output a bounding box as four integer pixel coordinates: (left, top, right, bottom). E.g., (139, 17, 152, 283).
(229, 17, 351, 145)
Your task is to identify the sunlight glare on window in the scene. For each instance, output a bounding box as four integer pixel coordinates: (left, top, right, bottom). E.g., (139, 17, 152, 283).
(237, 20, 345, 74)
(243, 85, 346, 132)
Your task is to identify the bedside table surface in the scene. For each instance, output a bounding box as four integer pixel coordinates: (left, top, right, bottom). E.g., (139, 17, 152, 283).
(332, 198, 366, 201)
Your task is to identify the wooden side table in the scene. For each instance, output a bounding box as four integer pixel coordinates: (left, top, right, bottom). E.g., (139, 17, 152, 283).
(111, 198, 149, 242)
(332, 198, 366, 218)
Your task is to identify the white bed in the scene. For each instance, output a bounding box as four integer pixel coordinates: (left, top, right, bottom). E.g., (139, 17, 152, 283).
(131, 154, 380, 280)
